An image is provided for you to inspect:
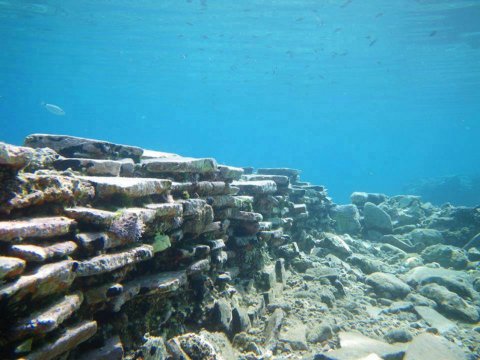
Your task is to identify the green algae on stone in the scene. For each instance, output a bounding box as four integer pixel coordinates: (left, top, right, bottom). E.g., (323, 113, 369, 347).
(153, 233, 171, 253)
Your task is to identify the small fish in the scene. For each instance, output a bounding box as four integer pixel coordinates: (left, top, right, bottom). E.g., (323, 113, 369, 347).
(375, 12, 383, 18)
(334, 27, 342, 33)
(42, 102, 65, 116)
(369, 39, 377, 47)
(429, 30, 437, 37)
(340, 0, 353, 8)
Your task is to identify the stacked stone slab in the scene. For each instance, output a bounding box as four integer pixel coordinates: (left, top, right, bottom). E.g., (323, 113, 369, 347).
(0, 135, 332, 359)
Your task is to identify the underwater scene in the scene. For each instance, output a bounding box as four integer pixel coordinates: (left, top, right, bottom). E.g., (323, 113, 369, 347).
(1, 0, 480, 359)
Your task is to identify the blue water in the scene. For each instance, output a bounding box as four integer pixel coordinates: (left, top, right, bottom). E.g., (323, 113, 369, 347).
(1, 0, 479, 203)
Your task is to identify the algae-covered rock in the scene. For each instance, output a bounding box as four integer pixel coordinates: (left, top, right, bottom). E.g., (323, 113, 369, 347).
(153, 234, 171, 253)
(421, 244, 468, 269)
(419, 283, 479, 322)
(0, 173, 94, 214)
(0, 260, 77, 306)
(408, 228, 444, 247)
(0, 142, 35, 169)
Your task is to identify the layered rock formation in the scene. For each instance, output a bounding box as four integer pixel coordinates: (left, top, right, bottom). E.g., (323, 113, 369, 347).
(0, 135, 479, 360)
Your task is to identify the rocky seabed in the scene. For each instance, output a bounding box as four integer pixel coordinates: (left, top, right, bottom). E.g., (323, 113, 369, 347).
(0, 134, 479, 360)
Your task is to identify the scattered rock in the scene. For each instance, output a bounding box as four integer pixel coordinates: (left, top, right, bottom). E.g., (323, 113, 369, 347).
(421, 244, 468, 269)
(306, 323, 333, 344)
(407, 228, 444, 247)
(384, 328, 413, 343)
(419, 283, 479, 322)
(366, 272, 411, 299)
(363, 202, 393, 234)
(279, 321, 308, 350)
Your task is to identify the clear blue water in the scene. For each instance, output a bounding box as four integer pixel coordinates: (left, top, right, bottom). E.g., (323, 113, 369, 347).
(1, 0, 479, 203)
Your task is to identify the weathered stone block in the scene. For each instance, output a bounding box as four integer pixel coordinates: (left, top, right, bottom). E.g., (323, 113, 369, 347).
(257, 168, 300, 181)
(0, 217, 76, 242)
(111, 271, 187, 311)
(79, 176, 171, 199)
(25, 320, 97, 360)
(11, 292, 83, 340)
(231, 180, 277, 195)
(142, 157, 217, 174)
(171, 181, 229, 196)
(1, 174, 95, 215)
(24, 134, 143, 161)
(0, 256, 26, 280)
(242, 174, 289, 187)
(76, 245, 154, 277)
(0, 142, 35, 169)
(64, 207, 116, 227)
(54, 158, 122, 176)
(0, 260, 77, 305)
(10, 241, 78, 262)
(216, 165, 244, 181)
(144, 203, 183, 217)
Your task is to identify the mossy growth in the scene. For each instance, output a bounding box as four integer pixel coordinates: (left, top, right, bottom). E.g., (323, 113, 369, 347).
(153, 232, 171, 253)
(181, 190, 190, 200)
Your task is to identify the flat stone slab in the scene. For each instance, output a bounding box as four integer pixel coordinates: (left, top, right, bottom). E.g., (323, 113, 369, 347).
(0, 256, 26, 280)
(217, 165, 244, 181)
(171, 181, 229, 196)
(64, 207, 116, 226)
(11, 292, 83, 340)
(2, 174, 95, 215)
(141, 149, 180, 159)
(76, 245, 154, 277)
(404, 333, 467, 360)
(84, 282, 123, 305)
(0, 217, 76, 242)
(320, 332, 406, 360)
(79, 176, 171, 198)
(142, 157, 217, 174)
(242, 174, 290, 187)
(231, 180, 277, 195)
(229, 210, 263, 222)
(10, 241, 78, 262)
(257, 168, 300, 180)
(414, 306, 457, 334)
(54, 158, 122, 176)
(208, 195, 249, 209)
(0, 260, 77, 305)
(144, 203, 183, 217)
(25, 320, 97, 360)
(0, 142, 35, 169)
(24, 134, 143, 161)
(111, 270, 187, 311)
